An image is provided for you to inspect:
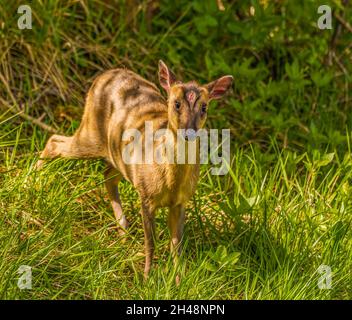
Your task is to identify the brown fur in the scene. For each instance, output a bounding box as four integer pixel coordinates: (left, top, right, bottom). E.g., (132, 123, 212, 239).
(37, 61, 233, 281)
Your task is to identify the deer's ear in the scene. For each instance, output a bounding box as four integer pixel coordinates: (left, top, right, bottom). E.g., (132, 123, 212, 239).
(158, 60, 177, 93)
(206, 75, 233, 100)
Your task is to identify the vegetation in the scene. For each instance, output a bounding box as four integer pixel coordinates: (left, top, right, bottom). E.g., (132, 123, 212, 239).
(0, 0, 351, 299)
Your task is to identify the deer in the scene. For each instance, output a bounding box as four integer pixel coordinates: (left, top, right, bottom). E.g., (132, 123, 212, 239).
(36, 61, 233, 281)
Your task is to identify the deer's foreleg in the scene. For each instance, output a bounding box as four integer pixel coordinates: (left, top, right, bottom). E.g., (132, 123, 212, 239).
(141, 202, 156, 279)
(168, 204, 185, 285)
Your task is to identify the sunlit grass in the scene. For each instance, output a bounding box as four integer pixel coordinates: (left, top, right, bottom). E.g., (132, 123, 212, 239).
(0, 123, 350, 299)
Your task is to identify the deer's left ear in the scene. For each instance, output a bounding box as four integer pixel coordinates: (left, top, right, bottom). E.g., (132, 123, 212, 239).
(205, 75, 233, 100)
(158, 60, 177, 93)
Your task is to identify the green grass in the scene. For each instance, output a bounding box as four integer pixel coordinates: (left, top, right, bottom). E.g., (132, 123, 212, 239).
(0, 0, 351, 299)
(0, 121, 351, 299)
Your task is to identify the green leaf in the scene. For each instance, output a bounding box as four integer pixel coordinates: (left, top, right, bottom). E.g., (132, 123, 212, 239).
(227, 252, 241, 266)
(316, 153, 334, 167)
(204, 15, 218, 27)
(204, 261, 218, 272)
(215, 245, 227, 261)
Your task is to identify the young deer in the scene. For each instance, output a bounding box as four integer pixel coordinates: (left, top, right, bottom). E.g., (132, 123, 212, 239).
(37, 61, 233, 279)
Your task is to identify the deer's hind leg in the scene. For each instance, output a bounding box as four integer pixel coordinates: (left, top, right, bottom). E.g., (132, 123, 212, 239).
(36, 133, 103, 168)
(36, 135, 72, 168)
(104, 166, 129, 235)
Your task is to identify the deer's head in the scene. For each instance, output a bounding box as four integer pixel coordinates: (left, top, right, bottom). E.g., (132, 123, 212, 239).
(158, 60, 233, 140)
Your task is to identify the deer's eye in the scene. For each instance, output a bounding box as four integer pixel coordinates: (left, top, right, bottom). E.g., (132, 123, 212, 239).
(174, 100, 181, 110)
(201, 103, 207, 114)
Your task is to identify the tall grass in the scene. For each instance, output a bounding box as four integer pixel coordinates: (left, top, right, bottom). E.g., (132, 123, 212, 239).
(0, 120, 351, 299)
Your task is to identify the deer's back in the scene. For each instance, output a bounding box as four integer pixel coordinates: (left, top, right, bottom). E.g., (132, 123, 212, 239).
(84, 68, 166, 129)
(75, 68, 166, 153)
